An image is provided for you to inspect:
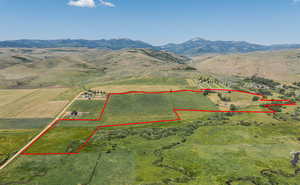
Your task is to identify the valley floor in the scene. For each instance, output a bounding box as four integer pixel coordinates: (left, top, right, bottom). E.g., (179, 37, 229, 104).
(0, 84, 300, 185)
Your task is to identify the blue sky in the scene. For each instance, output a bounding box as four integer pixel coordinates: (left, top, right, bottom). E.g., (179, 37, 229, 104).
(0, 0, 299, 45)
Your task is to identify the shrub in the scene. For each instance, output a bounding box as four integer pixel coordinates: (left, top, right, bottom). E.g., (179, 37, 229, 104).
(247, 76, 280, 88)
(252, 96, 260, 101)
(230, 104, 237, 111)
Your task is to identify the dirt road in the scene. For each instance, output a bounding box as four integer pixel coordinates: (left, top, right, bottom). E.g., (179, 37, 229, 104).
(0, 92, 82, 170)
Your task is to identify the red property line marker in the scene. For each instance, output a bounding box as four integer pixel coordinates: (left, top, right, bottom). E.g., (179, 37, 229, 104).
(175, 109, 274, 113)
(20, 89, 297, 155)
(21, 153, 80, 155)
(76, 127, 101, 153)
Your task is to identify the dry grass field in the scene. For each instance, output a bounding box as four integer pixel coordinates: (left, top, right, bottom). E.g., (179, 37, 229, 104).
(0, 89, 36, 107)
(186, 79, 197, 87)
(92, 85, 183, 93)
(0, 88, 68, 118)
(192, 49, 300, 82)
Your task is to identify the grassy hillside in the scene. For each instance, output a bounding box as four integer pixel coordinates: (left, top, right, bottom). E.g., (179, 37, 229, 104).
(1, 47, 300, 88)
(0, 48, 193, 89)
(192, 49, 300, 82)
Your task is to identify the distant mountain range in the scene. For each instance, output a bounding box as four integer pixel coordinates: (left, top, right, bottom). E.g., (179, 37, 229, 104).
(0, 39, 154, 51)
(160, 38, 268, 56)
(1, 38, 300, 56)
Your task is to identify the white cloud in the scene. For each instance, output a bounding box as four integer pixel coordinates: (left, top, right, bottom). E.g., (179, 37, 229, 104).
(68, 0, 96, 8)
(99, 0, 115, 7)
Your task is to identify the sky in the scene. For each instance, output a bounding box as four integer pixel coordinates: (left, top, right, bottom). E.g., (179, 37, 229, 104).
(0, 0, 300, 45)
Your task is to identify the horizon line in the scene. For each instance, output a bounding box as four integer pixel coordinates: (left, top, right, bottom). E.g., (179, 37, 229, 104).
(0, 37, 300, 46)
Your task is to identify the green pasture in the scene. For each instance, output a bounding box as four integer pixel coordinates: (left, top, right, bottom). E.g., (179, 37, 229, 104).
(102, 91, 217, 125)
(0, 129, 38, 164)
(2, 121, 300, 185)
(172, 91, 217, 110)
(102, 93, 176, 124)
(24, 127, 94, 154)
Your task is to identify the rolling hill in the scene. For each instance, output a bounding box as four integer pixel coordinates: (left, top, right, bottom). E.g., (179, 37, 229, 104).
(0, 48, 192, 88)
(0, 47, 299, 89)
(191, 49, 300, 82)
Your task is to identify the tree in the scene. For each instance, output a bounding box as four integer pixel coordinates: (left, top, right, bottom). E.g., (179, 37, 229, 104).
(230, 104, 237, 111)
(279, 89, 285, 94)
(286, 91, 296, 97)
(252, 96, 259, 101)
(271, 105, 282, 112)
(258, 89, 272, 96)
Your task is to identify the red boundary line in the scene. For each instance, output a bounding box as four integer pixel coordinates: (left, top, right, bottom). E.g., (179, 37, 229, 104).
(20, 89, 297, 155)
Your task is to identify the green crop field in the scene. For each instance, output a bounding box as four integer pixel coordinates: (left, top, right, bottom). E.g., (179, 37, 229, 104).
(24, 126, 95, 154)
(173, 91, 217, 110)
(102, 93, 175, 124)
(102, 91, 217, 125)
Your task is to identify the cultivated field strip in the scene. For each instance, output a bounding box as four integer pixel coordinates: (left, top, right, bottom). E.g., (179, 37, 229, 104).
(0, 88, 68, 118)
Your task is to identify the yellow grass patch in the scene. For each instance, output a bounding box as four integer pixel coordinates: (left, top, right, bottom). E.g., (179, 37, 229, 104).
(186, 79, 197, 87)
(207, 93, 228, 110)
(0, 89, 36, 107)
(0, 88, 69, 118)
(16, 101, 68, 118)
(92, 85, 182, 93)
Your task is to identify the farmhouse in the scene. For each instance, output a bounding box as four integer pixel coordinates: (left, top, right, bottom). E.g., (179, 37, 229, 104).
(70, 111, 78, 116)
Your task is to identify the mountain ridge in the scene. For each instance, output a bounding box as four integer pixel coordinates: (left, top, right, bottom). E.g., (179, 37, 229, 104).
(1, 38, 300, 56)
